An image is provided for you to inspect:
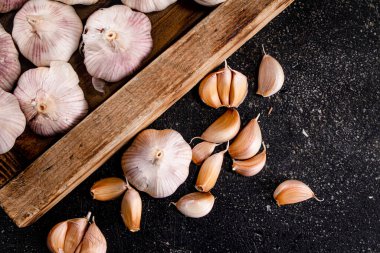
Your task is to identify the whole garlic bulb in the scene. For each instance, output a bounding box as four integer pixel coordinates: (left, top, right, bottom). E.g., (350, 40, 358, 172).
(82, 5, 153, 92)
(121, 0, 177, 13)
(0, 0, 28, 13)
(122, 129, 192, 198)
(12, 0, 83, 67)
(0, 24, 21, 91)
(54, 0, 99, 5)
(14, 61, 88, 137)
(0, 89, 26, 154)
(194, 0, 225, 7)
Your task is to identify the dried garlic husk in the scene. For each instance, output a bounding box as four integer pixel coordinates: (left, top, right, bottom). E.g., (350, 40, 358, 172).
(122, 0, 177, 13)
(121, 185, 142, 232)
(91, 177, 128, 201)
(12, 0, 83, 67)
(122, 129, 192, 198)
(75, 219, 107, 253)
(173, 192, 215, 218)
(0, 0, 27, 13)
(0, 24, 21, 91)
(232, 143, 266, 177)
(194, 0, 225, 7)
(14, 61, 88, 137)
(0, 90, 26, 154)
(54, 0, 98, 5)
(82, 5, 153, 92)
(192, 141, 218, 165)
(273, 180, 322, 206)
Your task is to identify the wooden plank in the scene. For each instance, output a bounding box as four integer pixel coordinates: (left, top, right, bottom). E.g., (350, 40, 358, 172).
(0, 2, 208, 187)
(0, 0, 294, 227)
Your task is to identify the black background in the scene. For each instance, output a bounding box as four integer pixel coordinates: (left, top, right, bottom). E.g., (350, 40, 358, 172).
(1, 0, 379, 252)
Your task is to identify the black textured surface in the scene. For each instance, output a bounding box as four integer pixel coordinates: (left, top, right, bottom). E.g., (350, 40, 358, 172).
(1, 0, 379, 252)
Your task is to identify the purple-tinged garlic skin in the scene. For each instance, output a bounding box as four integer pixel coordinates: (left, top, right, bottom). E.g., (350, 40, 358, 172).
(82, 5, 153, 89)
(12, 0, 83, 67)
(0, 0, 28, 13)
(121, 0, 177, 13)
(0, 89, 26, 154)
(0, 24, 21, 92)
(54, 0, 99, 5)
(14, 61, 88, 137)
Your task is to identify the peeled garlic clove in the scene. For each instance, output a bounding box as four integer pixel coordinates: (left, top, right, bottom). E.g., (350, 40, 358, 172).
(121, 185, 142, 232)
(229, 114, 262, 160)
(200, 109, 240, 143)
(75, 219, 107, 253)
(122, 129, 192, 198)
(64, 214, 91, 253)
(273, 180, 321, 206)
(232, 143, 266, 177)
(194, 0, 225, 7)
(0, 0, 27, 13)
(83, 5, 153, 88)
(14, 61, 88, 137)
(216, 66, 232, 106)
(173, 192, 215, 218)
(54, 0, 99, 5)
(0, 90, 26, 155)
(47, 221, 68, 253)
(198, 73, 223, 109)
(121, 0, 177, 13)
(192, 141, 218, 165)
(257, 54, 285, 97)
(195, 149, 225, 192)
(91, 177, 128, 201)
(229, 69, 248, 108)
(0, 25, 21, 92)
(12, 0, 83, 67)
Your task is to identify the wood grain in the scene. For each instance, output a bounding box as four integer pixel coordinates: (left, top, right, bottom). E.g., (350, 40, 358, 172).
(0, 0, 294, 227)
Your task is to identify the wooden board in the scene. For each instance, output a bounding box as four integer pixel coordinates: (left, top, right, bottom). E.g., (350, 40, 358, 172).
(0, 0, 294, 227)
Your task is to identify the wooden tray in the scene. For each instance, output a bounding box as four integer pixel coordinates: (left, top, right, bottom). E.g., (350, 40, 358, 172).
(0, 0, 294, 227)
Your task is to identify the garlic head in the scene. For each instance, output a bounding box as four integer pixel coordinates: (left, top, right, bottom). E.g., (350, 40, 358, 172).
(194, 0, 225, 7)
(121, 0, 177, 13)
(0, 0, 27, 13)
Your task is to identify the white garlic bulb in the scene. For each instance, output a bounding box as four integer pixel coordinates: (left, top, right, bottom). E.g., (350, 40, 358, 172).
(82, 5, 153, 92)
(0, 0, 27, 13)
(122, 129, 192, 198)
(0, 89, 26, 154)
(12, 0, 83, 67)
(0, 24, 21, 92)
(14, 61, 88, 137)
(121, 0, 177, 13)
(54, 0, 99, 5)
(194, 0, 225, 7)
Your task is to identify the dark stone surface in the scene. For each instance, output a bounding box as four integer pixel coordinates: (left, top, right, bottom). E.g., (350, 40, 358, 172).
(0, 0, 379, 252)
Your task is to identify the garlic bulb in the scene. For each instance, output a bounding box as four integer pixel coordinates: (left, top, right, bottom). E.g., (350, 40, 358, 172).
(0, 0, 27, 13)
(121, 0, 177, 13)
(14, 61, 88, 137)
(54, 0, 99, 5)
(0, 90, 26, 155)
(194, 0, 225, 7)
(173, 192, 215, 218)
(273, 180, 323, 206)
(82, 5, 153, 92)
(122, 129, 192, 198)
(12, 0, 83, 66)
(0, 24, 21, 91)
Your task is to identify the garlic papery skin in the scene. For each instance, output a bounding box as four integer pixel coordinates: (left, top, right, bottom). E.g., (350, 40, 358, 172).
(122, 129, 192, 198)
(0, 24, 21, 91)
(14, 61, 88, 136)
(232, 143, 266, 177)
(273, 180, 322, 206)
(198, 73, 223, 109)
(54, 0, 99, 5)
(173, 192, 215, 218)
(0, 90, 26, 154)
(257, 53, 285, 97)
(75, 219, 107, 253)
(91, 177, 128, 201)
(82, 5, 153, 91)
(121, 185, 142, 232)
(12, 0, 83, 67)
(121, 0, 177, 13)
(0, 0, 27, 13)
(228, 114, 262, 160)
(200, 109, 240, 143)
(192, 141, 218, 165)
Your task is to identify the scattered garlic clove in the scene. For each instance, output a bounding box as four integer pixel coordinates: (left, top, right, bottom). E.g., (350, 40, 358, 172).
(257, 51, 285, 97)
(0, 0, 28, 13)
(122, 129, 192, 198)
(121, 0, 177, 13)
(75, 219, 107, 253)
(82, 5, 153, 90)
(91, 177, 128, 201)
(198, 73, 223, 109)
(0, 24, 21, 92)
(54, 0, 99, 5)
(47, 221, 68, 253)
(200, 109, 241, 143)
(12, 0, 83, 67)
(192, 141, 218, 165)
(232, 143, 266, 177)
(121, 185, 142, 232)
(273, 180, 322, 206)
(173, 192, 215, 218)
(14, 61, 88, 137)
(228, 114, 262, 160)
(0, 90, 26, 155)
(229, 69, 248, 108)
(194, 0, 225, 7)
(216, 65, 232, 106)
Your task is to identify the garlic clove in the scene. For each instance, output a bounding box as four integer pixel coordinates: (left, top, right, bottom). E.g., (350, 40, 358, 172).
(47, 221, 68, 253)
(0, 90, 26, 155)
(122, 129, 192, 198)
(54, 0, 99, 5)
(229, 69, 248, 108)
(273, 180, 322, 206)
(198, 73, 223, 109)
(91, 177, 128, 201)
(121, 185, 142, 232)
(232, 143, 266, 177)
(194, 0, 225, 7)
(0, 0, 27, 13)
(121, 0, 177, 13)
(200, 109, 241, 143)
(228, 114, 262, 160)
(64, 214, 91, 253)
(12, 0, 83, 67)
(173, 192, 215, 218)
(257, 53, 285, 97)
(75, 219, 107, 253)
(216, 65, 232, 106)
(14, 61, 88, 137)
(192, 141, 218, 165)
(195, 151, 225, 192)
(0, 24, 21, 92)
